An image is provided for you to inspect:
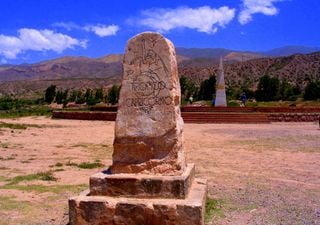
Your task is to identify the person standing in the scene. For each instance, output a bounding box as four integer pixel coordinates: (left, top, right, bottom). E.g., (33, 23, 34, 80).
(189, 96, 193, 105)
(240, 92, 247, 107)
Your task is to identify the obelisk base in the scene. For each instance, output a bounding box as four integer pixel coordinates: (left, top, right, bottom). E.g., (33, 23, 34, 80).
(69, 178, 207, 225)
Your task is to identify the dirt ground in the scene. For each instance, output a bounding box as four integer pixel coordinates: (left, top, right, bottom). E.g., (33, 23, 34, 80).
(0, 117, 319, 225)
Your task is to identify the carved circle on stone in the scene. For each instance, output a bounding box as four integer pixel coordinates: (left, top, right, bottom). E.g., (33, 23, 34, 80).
(132, 70, 166, 98)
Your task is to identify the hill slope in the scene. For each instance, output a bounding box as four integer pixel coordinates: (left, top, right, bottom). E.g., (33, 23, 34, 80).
(0, 47, 320, 97)
(179, 52, 320, 88)
(264, 45, 320, 57)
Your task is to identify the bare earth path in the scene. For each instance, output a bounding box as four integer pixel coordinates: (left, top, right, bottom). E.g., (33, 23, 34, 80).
(0, 117, 319, 225)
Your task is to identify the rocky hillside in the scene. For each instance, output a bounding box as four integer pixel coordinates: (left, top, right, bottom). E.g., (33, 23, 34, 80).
(179, 52, 320, 89)
(0, 47, 319, 98)
(0, 56, 122, 82)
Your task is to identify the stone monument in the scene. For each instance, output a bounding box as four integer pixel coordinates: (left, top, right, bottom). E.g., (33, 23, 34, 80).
(215, 57, 227, 107)
(69, 32, 207, 225)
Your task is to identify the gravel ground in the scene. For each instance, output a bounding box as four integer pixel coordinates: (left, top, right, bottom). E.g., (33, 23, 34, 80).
(0, 117, 319, 225)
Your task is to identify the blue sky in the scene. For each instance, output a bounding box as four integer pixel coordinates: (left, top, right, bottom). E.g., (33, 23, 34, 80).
(0, 0, 319, 64)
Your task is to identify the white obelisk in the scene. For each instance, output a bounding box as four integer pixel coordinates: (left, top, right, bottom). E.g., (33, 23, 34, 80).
(215, 57, 227, 107)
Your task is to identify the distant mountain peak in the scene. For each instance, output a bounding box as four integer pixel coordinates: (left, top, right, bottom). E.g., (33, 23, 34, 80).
(264, 45, 320, 57)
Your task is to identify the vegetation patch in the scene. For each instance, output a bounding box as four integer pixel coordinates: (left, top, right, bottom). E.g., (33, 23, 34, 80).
(0, 122, 28, 129)
(66, 161, 78, 167)
(0, 122, 47, 130)
(0, 176, 8, 182)
(8, 171, 57, 185)
(0, 156, 16, 160)
(0, 196, 31, 211)
(0, 184, 87, 194)
(205, 198, 225, 223)
(71, 143, 89, 148)
(0, 98, 52, 118)
(77, 162, 104, 169)
(0, 142, 9, 148)
(65, 160, 104, 169)
(55, 162, 63, 167)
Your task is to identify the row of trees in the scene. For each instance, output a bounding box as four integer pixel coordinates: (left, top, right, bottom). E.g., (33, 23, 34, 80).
(44, 75, 320, 107)
(180, 74, 320, 103)
(44, 85, 120, 106)
(255, 75, 320, 101)
(180, 75, 216, 103)
(255, 75, 301, 101)
(304, 80, 320, 100)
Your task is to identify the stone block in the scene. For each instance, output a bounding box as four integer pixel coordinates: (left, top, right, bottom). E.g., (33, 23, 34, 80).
(90, 163, 195, 199)
(112, 32, 186, 175)
(69, 178, 207, 225)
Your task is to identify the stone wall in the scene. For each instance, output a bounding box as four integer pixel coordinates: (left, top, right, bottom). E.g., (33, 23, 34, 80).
(268, 113, 320, 122)
(53, 110, 319, 123)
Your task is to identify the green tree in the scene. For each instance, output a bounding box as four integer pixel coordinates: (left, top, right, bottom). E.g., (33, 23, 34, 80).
(293, 85, 301, 96)
(75, 93, 86, 104)
(69, 90, 82, 103)
(44, 85, 56, 103)
(107, 85, 120, 105)
(83, 89, 97, 105)
(303, 81, 320, 100)
(55, 89, 69, 105)
(55, 90, 63, 104)
(84, 89, 92, 101)
(179, 75, 199, 103)
(198, 75, 216, 100)
(180, 76, 188, 97)
(95, 88, 104, 102)
(255, 75, 280, 101)
(279, 79, 295, 100)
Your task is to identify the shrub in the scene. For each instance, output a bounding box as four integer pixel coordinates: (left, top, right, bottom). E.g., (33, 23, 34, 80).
(304, 81, 320, 100)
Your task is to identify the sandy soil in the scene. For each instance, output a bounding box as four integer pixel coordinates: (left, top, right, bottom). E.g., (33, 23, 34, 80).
(0, 117, 319, 225)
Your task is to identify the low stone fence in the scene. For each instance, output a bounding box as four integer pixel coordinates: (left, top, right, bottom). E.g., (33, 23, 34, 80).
(53, 110, 320, 123)
(90, 106, 320, 113)
(256, 107, 320, 113)
(268, 113, 320, 122)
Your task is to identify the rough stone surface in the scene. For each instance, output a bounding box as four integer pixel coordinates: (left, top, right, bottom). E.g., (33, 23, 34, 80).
(69, 179, 207, 225)
(90, 163, 195, 199)
(111, 32, 185, 175)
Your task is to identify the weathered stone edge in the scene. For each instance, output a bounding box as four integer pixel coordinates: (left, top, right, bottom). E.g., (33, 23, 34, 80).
(69, 178, 207, 225)
(89, 163, 195, 199)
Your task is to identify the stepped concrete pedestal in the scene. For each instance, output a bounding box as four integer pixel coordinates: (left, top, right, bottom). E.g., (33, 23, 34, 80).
(89, 163, 196, 199)
(69, 32, 207, 225)
(69, 164, 207, 225)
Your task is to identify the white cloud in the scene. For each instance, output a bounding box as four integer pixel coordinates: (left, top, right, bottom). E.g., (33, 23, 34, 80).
(0, 28, 87, 59)
(84, 24, 119, 37)
(53, 22, 119, 37)
(52, 22, 82, 31)
(136, 6, 235, 34)
(0, 35, 22, 59)
(239, 0, 284, 24)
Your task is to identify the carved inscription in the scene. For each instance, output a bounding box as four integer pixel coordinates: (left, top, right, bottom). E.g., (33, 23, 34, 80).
(124, 39, 173, 114)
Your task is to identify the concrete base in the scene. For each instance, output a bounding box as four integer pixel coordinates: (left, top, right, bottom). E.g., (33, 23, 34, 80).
(90, 163, 195, 199)
(69, 178, 207, 225)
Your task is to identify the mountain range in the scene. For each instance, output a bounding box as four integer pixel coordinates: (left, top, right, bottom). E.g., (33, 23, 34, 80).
(0, 45, 319, 98)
